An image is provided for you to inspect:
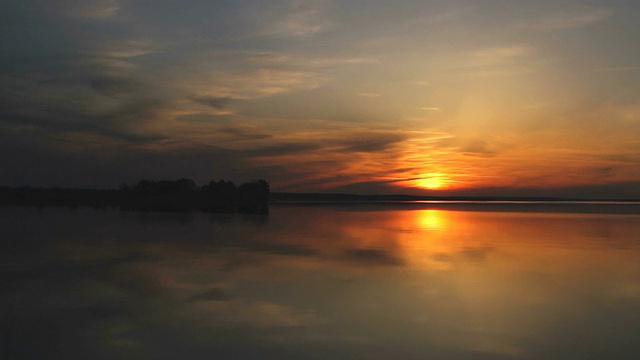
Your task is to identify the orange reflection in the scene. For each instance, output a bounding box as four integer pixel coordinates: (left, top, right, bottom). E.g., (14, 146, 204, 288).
(415, 209, 447, 230)
(156, 208, 640, 358)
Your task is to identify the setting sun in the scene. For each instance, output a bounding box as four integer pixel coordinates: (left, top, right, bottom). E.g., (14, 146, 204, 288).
(413, 174, 449, 190)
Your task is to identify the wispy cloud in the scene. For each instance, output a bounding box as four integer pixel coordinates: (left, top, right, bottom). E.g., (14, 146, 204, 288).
(93, 39, 161, 58)
(255, 1, 332, 38)
(189, 96, 234, 111)
(242, 129, 459, 192)
(274, 9, 326, 37)
(420, 107, 441, 112)
(197, 68, 326, 99)
(469, 45, 532, 67)
(519, 8, 612, 31)
(65, 0, 123, 20)
(448, 45, 536, 78)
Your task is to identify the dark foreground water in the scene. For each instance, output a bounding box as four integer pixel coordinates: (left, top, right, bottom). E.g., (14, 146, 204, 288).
(2, 203, 640, 359)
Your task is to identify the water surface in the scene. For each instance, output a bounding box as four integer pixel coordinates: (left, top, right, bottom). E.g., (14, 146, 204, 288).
(2, 204, 640, 359)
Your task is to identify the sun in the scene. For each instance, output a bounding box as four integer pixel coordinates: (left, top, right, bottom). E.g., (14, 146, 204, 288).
(413, 174, 448, 190)
(416, 178, 444, 190)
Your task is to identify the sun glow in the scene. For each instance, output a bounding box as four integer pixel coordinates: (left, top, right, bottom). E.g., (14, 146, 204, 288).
(413, 174, 449, 190)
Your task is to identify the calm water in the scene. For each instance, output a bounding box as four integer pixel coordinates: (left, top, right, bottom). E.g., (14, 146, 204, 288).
(2, 204, 640, 359)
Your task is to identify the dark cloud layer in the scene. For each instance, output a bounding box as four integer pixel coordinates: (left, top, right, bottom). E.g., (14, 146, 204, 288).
(190, 96, 235, 110)
(0, 55, 165, 143)
(336, 132, 408, 153)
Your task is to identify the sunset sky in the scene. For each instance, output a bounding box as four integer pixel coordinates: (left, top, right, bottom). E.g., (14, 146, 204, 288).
(2, 0, 639, 197)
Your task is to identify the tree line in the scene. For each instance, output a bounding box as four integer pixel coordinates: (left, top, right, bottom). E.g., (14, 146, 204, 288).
(0, 179, 270, 214)
(119, 178, 270, 213)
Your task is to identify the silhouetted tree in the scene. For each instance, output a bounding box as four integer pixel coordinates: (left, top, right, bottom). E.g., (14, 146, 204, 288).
(201, 179, 237, 213)
(4, 178, 272, 213)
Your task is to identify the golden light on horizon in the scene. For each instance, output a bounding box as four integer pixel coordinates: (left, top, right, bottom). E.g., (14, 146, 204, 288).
(413, 173, 450, 190)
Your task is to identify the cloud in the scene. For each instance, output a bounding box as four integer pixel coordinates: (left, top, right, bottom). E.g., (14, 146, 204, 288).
(468, 45, 532, 67)
(0, 0, 386, 188)
(335, 131, 407, 153)
(45, 0, 124, 20)
(189, 96, 234, 110)
(175, 49, 376, 102)
(192, 68, 326, 99)
(93, 39, 160, 58)
(254, 0, 332, 38)
(0, 59, 167, 146)
(273, 9, 325, 37)
(460, 139, 497, 158)
(216, 126, 273, 141)
(242, 129, 458, 192)
(359, 93, 382, 98)
(88, 75, 139, 97)
(519, 7, 612, 31)
(449, 45, 536, 78)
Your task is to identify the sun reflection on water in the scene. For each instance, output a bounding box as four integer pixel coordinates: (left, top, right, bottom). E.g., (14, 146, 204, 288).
(415, 209, 447, 231)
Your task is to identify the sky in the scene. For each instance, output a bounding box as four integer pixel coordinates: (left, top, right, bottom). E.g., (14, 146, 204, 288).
(1, 0, 640, 198)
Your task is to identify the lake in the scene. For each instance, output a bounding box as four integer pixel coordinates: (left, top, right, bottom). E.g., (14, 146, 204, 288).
(2, 203, 640, 359)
